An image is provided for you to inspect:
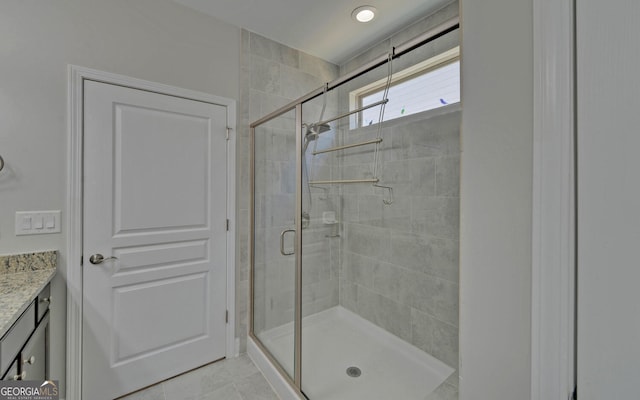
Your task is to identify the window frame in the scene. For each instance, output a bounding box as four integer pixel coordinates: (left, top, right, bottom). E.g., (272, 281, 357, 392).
(349, 46, 460, 128)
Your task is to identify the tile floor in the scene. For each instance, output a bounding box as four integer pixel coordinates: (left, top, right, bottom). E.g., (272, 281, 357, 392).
(119, 355, 279, 400)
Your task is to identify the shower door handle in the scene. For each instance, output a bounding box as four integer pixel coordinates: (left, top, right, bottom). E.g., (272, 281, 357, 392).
(280, 229, 296, 256)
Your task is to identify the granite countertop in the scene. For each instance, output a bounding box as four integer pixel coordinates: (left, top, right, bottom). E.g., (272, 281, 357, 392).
(0, 251, 57, 338)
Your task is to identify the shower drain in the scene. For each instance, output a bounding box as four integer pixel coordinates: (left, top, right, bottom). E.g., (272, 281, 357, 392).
(346, 366, 362, 378)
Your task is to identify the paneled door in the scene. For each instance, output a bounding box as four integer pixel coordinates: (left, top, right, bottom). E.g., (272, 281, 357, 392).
(82, 80, 228, 399)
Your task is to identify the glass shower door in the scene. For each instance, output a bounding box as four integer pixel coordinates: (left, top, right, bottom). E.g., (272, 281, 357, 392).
(251, 107, 298, 380)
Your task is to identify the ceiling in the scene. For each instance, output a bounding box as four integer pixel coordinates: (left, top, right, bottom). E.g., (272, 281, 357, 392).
(173, 0, 451, 64)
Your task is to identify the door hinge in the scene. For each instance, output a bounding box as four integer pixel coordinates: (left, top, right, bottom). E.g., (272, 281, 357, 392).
(226, 219, 230, 231)
(225, 310, 229, 324)
(80, 255, 83, 266)
(226, 127, 231, 140)
(570, 386, 577, 400)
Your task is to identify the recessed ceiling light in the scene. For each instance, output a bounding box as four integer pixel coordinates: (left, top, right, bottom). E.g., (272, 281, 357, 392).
(352, 6, 377, 23)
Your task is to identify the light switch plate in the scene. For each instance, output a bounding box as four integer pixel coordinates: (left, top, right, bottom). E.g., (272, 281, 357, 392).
(15, 211, 61, 235)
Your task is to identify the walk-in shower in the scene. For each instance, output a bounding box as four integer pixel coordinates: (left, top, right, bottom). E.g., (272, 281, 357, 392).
(249, 15, 461, 400)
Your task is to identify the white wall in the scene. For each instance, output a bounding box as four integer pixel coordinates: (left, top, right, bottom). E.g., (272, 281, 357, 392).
(459, 0, 534, 399)
(577, 1, 640, 398)
(0, 1, 240, 396)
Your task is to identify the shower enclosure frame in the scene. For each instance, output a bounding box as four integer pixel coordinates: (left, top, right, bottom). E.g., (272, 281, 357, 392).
(248, 16, 460, 399)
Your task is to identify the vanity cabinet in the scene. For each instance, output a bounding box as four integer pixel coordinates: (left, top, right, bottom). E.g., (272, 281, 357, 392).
(0, 284, 50, 381)
(2, 360, 18, 381)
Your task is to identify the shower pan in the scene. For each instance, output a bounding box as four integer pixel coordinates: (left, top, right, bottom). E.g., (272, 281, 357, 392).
(249, 15, 461, 400)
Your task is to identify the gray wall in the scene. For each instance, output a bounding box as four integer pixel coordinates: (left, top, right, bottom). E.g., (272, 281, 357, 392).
(0, 1, 241, 397)
(237, 30, 339, 350)
(459, 0, 534, 399)
(577, 1, 640, 398)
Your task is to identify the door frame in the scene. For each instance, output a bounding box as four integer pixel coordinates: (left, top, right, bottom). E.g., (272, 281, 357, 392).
(66, 65, 237, 400)
(531, 1, 575, 399)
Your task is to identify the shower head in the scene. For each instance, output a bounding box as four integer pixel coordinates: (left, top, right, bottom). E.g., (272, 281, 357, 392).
(309, 123, 331, 134)
(304, 123, 331, 141)
(303, 123, 331, 152)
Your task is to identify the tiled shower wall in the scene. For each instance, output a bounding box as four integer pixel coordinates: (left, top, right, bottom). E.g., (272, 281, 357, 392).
(337, 107, 460, 365)
(251, 106, 342, 334)
(237, 30, 339, 350)
(336, 0, 461, 395)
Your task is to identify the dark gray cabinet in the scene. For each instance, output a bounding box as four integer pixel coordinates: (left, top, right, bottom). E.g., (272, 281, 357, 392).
(0, 284, 51, 381)
(2, 359, 19, 381)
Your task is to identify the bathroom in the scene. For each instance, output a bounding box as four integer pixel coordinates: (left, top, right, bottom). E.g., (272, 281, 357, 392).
(1, 0, 637, 399)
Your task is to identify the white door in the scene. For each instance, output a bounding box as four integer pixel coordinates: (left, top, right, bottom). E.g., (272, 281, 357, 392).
(577, 1, 640, 398)
(82, 80, 228, 399)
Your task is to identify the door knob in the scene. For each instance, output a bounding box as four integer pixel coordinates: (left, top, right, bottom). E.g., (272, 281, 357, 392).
(89, 254, 118, 264)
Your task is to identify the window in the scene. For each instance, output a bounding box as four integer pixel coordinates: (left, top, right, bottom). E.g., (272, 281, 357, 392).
(351, 47, 460, 127)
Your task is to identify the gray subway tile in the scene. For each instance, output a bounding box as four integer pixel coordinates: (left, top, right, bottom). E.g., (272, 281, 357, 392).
(428, 238, 459, 283)
(280, 65, 324, 100)
(410, 158, 437, 196)
(431, 317, 458, 368)
(411, 308, 458, 368)
(342, 251, 376, 289)
(302, 278, 339, 306)
(389, 232, 431, 273)
(357, 194, 383, 224)
(250, 32, 299, 68)
(356, 285, 412, 342)
(411, 308, 433, 354)
(430, 278, 459, 327)
(372, 262, 416, 305)
(250, 55, 281, 95)
(302, 251, 330, 285)
(299, 51, 339, 82)
(411, 197, 459, 241)
(339, 279, 358, 312)
(344, 223, 391, 261)
(409, 273, 458, 326)
(435, 156, 460, 197)
(409, 112, 461, 158)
